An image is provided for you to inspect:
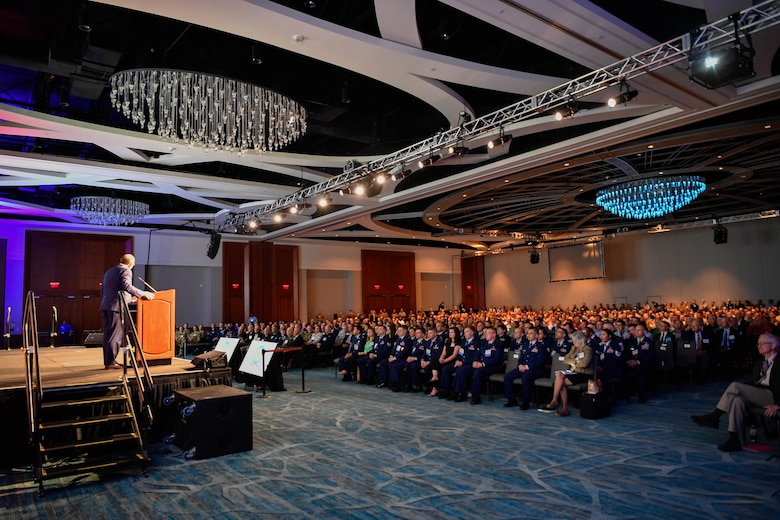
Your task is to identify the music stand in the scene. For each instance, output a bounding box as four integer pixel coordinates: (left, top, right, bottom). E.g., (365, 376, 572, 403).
(239, 340, 278, 399)
(214, 337, 240, 363)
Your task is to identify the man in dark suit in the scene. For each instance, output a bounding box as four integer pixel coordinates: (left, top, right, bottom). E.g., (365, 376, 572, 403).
(691, 334, 780, 451)
(682, 318, 714, 382)
(99, 254, 154, 369)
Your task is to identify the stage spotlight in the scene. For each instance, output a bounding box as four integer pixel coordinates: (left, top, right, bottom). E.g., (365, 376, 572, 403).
(247, 220, 258, 229)
(607, 81, 638, 107)
(448, 145, 468, 155)
(376, 173, 386, 184)
(487, 135, 512, 150)
(290, 205, 298, 214)
(354, 184, 365, 195)
(690, 43, 755, 89)
(318, 196, 330, 207)
(417, 155, 440, 168)
(273, 214, 283, 223)
(554, 101, 578, 121)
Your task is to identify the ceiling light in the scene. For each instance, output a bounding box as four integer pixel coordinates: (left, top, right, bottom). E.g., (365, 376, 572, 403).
(376, 173, 386, 184)
(273, 214, 283, 222)
(354, 185, 365, 195)
(247, 220, 258, 229)
(487, 135, 512, 150)
(109, 69, 307, 155)
(595, 176, 706, 219)
(289, 205, 298, 214)
(318, 196, 329, 207)
(70, 196, 149, 226)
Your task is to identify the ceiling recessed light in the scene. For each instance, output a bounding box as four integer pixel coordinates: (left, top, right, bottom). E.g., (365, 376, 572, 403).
(765, 124, 772, 129)
(647, 144, 654, 149)
(462, 194, 467, 198)
(563, 162, 570, 167)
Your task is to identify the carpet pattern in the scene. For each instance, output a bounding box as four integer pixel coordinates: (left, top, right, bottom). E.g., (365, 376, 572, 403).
(2, 367, 780, 519)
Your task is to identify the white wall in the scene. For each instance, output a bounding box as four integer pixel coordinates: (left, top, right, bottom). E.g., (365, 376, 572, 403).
(484, 218, 780, 309)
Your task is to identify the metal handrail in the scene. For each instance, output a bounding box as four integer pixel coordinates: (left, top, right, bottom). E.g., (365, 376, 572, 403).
(118, 293, 155, 430)
(22, 291, 43, 482)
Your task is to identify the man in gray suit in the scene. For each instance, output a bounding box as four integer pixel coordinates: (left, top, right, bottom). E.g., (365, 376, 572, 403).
(99, 254, 154, 369)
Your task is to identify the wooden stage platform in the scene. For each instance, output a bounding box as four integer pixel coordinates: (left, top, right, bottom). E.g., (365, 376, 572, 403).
(0, 346, 232, 467)
(0, 346, 211, 390)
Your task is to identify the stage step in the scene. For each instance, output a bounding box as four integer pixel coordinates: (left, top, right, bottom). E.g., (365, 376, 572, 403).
(39, 412, 133, 430)
(40, 432, 139, 453)
(40, 453, 146, 480)
(41, 394, 129, 409)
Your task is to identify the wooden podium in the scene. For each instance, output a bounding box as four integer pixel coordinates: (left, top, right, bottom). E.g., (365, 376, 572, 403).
(137, 289, 175, 364)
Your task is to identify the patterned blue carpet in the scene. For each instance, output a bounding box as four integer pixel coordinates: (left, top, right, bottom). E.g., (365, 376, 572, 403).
(2, 367, 780, 519)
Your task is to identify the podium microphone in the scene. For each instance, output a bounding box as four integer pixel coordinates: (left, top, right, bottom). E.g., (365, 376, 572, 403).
(138, 277, 158, 293)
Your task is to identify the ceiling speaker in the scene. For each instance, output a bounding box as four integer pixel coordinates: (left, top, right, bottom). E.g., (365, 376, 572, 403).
(713, 225, 728, 245)
(530, 251, 540, 264)
(207, 232, 222, 259)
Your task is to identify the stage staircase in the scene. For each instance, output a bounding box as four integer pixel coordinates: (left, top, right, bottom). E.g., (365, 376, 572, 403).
(23, 291, 155, 496)
(35, 381, 147, 486)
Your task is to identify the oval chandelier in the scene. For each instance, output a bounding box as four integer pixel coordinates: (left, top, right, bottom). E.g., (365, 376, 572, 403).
(109, 69, 307, 155)
(70, 196, 150, 226)
(595, 175, 706, 219)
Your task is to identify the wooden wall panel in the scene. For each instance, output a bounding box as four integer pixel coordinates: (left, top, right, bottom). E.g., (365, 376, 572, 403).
(272, 245, 298, 322)
(460, 256, 485, 311)
(24, 231, 131, 342)
(361, 250, 416, 313)
(222, 241, 248, 324)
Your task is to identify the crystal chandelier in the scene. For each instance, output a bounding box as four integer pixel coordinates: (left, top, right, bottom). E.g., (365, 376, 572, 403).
(595, 175, 706, 219)
(70, 196, 150, 226)
(109, 69, 307, 155)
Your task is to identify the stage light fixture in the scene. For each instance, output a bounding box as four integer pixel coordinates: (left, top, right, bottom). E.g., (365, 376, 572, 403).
(607, 80, 638, 107)
(448, 145, 468, 155)
(417, 155, 440, 168)
(689, 15, 756, 89)
(273, 214, 283, 222)
(376, 173, 386, 184)
(354, 184, 365, 195)
(554, 100, 578, 121)
(318, 196, 330, 207)
(487, 135, 512, 150)
(290, 205, 298, 214)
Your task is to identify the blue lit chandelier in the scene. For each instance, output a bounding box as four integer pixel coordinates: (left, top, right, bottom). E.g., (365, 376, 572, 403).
(595, 175, 706, 219)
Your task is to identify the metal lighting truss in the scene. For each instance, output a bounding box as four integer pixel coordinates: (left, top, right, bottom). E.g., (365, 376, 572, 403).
(222, 0, 780, 231)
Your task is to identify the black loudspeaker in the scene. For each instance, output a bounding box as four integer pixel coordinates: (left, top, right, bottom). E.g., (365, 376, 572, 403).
(174, 385, 252, 459)
(191, 350, 227, 370)
(713, 225, 728, 244)
(83, 332, 103, 346)
(206, 232, 221, 259)
(530, 251, 540, 264)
